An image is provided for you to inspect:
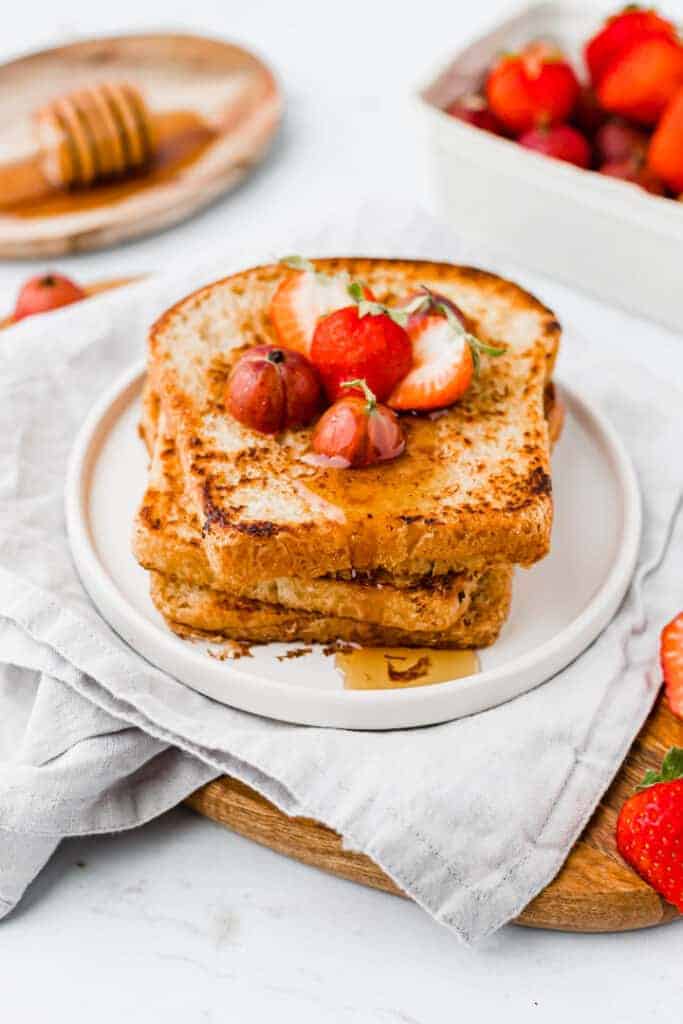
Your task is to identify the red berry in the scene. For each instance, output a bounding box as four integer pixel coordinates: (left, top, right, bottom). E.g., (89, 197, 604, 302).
(616, 748, 683, 912)
(585, 7, 678, 86)
(312, 381, 405, 468)
(518, 123, 591, 168)
(310, 305, 412, 403)
(597, 36, 683, 125)
(13, 272, 85, 321)
(486, 41, 580, 134)
(595, 118, 649, 164)
(226, 345, 321, 435)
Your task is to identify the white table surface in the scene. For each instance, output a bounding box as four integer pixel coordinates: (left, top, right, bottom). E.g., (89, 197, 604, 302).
(1, 0, 682, 1020)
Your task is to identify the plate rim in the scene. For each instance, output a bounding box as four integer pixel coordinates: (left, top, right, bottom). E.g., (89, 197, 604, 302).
(65, 361, 642, 730)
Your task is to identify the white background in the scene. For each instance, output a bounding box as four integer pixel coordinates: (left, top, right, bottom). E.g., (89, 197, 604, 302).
(1, 1, 682, 1021)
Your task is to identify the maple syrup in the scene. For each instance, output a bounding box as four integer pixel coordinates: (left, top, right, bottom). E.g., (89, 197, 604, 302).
(302, 416, 447, 519)
(336, 646, 479, 690)
(0, 110, 217, 217)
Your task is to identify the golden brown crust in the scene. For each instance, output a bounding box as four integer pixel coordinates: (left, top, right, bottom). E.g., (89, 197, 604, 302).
(132, 406, 487, 631)
(150, 565, 513, 650)
(148, 258, 560, 586)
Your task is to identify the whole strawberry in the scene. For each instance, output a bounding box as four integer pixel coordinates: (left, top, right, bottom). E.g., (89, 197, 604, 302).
(616, 747, 683, 912)
(310, 285, 412, 403)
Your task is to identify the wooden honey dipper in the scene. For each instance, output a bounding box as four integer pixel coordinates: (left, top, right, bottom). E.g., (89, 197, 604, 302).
(35, 82, 154, 189)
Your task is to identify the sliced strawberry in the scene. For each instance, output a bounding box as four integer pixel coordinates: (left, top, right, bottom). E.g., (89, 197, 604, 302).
(387, 315, 474, 411)
(268, 262, 359, 357)
(661, 612, 683, 718)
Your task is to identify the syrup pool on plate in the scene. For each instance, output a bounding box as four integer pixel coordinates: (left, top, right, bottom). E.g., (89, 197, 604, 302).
(336, 646, 479, 690)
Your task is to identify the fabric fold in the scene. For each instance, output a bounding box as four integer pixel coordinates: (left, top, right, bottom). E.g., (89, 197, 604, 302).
(0, 205, 680, 943)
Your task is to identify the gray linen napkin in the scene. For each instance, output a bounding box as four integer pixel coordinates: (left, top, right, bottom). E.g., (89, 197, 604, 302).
(1, 207, 681, 944)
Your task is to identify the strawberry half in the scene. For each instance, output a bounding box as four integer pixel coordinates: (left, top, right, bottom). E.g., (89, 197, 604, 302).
(268, 257, 361, 357)
(388, 290, 505, 412)
(661, 612, 683, 718)
(388, 315, 473, 411)
(616, 747, 683, 912)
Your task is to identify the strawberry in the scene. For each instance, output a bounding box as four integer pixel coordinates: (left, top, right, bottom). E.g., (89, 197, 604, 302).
(268, 257, 367, 357)
(518, 123, 591, 168)
(616, 747, 683, 912)
(445, 94, 505, 134)
(648, 87, 683, 192)
(597, 36, 683, 125)
(486, 41, 580, 134)
(13, 272, 85, 321)
(387, 289, 505, 412)
(585, 6, 677, 86)
(595, 118, 649, 165)
(661, 611, 683, 717)
(310, 286, 412, 403)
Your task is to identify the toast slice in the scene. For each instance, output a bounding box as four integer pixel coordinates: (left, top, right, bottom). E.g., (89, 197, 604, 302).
(149, 259, 559, 586)
(134, 404, 485, 631)
(150, 564, 513, 649)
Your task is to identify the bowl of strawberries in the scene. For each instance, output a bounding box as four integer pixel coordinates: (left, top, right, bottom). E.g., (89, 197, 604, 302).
(418, 2, 683, 330)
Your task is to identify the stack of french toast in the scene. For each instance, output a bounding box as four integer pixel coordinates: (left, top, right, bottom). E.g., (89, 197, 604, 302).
(133, 258, 561, 649)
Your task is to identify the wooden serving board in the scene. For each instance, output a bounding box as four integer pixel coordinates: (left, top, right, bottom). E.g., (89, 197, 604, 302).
(0, 33, 281, 257)
(187, 690, 683, 933)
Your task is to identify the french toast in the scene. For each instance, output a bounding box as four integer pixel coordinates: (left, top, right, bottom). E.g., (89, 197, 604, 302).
(149, 259, 560, 588)
(134, 403, 487, 631)
(150, 564, 513, 649)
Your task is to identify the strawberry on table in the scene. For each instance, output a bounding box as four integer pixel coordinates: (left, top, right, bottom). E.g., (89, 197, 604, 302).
(648, 88, 683, 192)
(616, 747, 683, 912)
(597, 35, 683, 124)
(518, 123, 591, 168)
(661, 611, 683, 718)
(13, 272, 85, 321)
(585, 6, 678, 86)
(268, 257, 365, 358)
(310, 285, 412, 404)
(486, 41, 580, 134)
(388, 289, 505, 412)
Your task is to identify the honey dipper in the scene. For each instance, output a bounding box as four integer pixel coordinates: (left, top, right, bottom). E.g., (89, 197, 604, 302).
(35, 82, 154, 189)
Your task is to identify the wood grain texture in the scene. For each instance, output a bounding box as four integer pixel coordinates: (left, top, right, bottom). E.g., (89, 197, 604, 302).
(187, 690, 683, 933)
(0, 33, 282, 257)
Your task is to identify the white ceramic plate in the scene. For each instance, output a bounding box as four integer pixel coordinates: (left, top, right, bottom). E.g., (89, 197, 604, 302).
(65, 362, 641, 730)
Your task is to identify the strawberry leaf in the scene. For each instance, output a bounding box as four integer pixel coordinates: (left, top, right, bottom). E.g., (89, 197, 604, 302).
(340, 377, 377, 410)
(637, 747, 683, 789)
(347, 283, 411, 327)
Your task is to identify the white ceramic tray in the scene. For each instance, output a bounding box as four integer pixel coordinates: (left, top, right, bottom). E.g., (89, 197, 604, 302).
(416, 0, 683, 332)
(65, 360, 640, 730)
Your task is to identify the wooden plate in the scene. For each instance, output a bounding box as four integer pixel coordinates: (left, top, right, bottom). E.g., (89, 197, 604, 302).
(0, 34, 282, 256)
(187, 692, 683, 933)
